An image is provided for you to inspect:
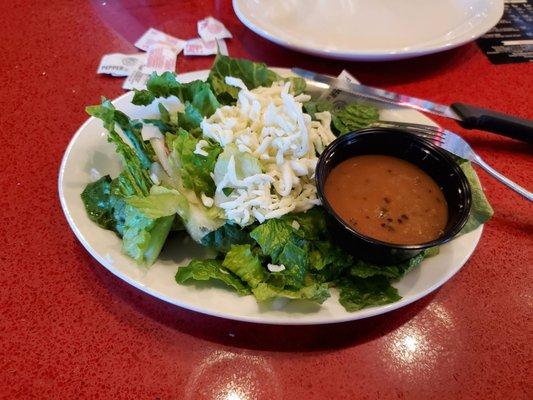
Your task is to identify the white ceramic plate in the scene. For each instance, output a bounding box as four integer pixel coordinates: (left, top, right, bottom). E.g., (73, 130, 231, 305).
(59, 69, 483, 325)
(233, 0, 503, 61)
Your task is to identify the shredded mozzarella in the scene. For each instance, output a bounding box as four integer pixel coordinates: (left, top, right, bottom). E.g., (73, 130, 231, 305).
(194, 139, 209, 157)
(200, 77, 336, 226)
(267, 263, 286, 272)
(201, 193, 214, 208)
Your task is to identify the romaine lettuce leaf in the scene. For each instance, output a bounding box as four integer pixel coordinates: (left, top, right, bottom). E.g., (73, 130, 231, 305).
(309, 240, 352, 271)
(268, 240, 309, 288)
(175, 259, 251, 295)
(458, 160, 494, 234)
(349, 252, 426, 281)
(143, 103, 180, 134)
(85, 97, 155, 211)
(222, 244, 267, 288)
(86, 97, 154, 169)
(303, 99, 379, 135)
(132, 73, 220, 130)
(213, 143, 262, 186)
(122, 205, 174, 266)
(207, 54, 306, 104)
(167, 129, 221, 197)
(128, 185, 224, 244)
(81, 176, 118, 232)
(252, 282, 330, 303)
(337, 276, 401, 312)
(250, 219, 304, 264)
(201, 223, 255, 253)
(80, 118, 154, 237)
(280, 207, 327, 241)
(125, 186, 187, 219)
(303, 99, 333, 119)
(331, 102, 380, 135)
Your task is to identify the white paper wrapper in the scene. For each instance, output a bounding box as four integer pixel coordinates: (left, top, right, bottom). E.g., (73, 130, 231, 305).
(318, 70, 361, 108)
(144, 44, 178, 74)
(97, 53, 147, 77)
(135, 27, 186, 53)
(197, 16, 233, 42)
(122, 68, 151, 90)
(184, 38, 228, 56)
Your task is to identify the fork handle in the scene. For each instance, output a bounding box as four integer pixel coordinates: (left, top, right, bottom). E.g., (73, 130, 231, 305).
(473, 155, 533, 202)
(451, 103, 533, 144)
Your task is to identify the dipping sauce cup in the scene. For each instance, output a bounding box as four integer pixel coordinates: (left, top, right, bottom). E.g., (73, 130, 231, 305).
(315, 127, 472, 264)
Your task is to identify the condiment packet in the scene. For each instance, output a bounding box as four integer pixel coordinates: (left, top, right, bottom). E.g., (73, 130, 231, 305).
(319, 70, 360, 108)
(197, 16, 233, 42)
(184, 38, 228, 56)
(134, 27, 186, 53)
(144, 44, 178, 74)
(122, 68, 151, 90)
(97, 53, 147, 77)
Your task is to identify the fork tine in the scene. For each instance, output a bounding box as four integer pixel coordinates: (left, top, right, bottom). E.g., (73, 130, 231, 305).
(404, 129, 445, 144)
(371, 121, 445, 144)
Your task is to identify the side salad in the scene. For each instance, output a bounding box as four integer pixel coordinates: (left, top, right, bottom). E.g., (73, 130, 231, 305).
(81, 55, 493, 312)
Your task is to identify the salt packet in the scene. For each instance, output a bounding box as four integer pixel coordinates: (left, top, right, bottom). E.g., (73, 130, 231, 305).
(135, 27, 186, 53)
(122, 68, 151, 90)
(97, 53, 147, 77)
(144, 44, 179, 74)
(197, 16, 233, 42)
(184, 38, 228, 56)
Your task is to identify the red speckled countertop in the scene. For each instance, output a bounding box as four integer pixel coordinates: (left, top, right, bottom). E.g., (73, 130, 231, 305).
(1, 1, 532, 399)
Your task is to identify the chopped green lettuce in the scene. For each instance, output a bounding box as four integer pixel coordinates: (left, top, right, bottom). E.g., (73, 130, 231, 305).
(81, 176, 119, 232)
(81, 100, 156, 237)
(337, 276, 401, 312)
(213, 143, 262, 186)
(309, 240, 352, 271)
(458, 160, 494, 234)
(250, 219, 304, 264)
(304, 99, 379, 135)
(122, 206, 174, 266)
(132, 73, 220, 130)
(126, 186, 186, 219)
(201, 223, 255, 253)
(207, 54, 306, 104)
(166, 129, 221, 197)
(303, 99, 334, 119)
(252, 282, 330, 303)
(268, 241, 308, 288)
(331, 103, 380, 135)
(128, 186, 223, 244)
(222, 244, 267, 288)
(349, 252, 426, 281)
(175, 259, 251, 295)
(280, 207, 327, 241)
(86, 97, 154, 169)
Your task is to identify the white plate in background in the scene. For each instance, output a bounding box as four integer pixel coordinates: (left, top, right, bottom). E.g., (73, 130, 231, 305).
(233, 0, 503, 61)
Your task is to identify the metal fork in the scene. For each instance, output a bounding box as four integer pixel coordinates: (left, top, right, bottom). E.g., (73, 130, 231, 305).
(372, 121, 533, 202)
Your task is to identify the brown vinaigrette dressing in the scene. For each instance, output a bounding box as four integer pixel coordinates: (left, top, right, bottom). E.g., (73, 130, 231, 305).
(324, 155, 448, 245)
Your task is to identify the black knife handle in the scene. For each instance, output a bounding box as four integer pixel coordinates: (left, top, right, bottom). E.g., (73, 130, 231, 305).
(451, 102, 533, 143)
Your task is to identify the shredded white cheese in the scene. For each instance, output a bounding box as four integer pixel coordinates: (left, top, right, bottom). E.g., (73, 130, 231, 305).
(201, 193, 214, 208)
(194, 139, 210, 157)
(267, 263, 286, 272)
(200, 77, 335, 226)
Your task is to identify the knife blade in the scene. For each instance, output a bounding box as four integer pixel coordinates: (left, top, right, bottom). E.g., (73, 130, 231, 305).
(292, 67, 533, 143)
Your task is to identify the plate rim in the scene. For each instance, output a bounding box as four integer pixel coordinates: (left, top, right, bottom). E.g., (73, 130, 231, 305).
(59, 68, 484, 325)
(232, 0, 504, 61)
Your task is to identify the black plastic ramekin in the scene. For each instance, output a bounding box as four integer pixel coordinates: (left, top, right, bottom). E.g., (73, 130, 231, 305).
(316, 127, 472, 264)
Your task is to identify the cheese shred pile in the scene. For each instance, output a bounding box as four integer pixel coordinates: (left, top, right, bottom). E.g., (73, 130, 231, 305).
(200, 77, 336, 226)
